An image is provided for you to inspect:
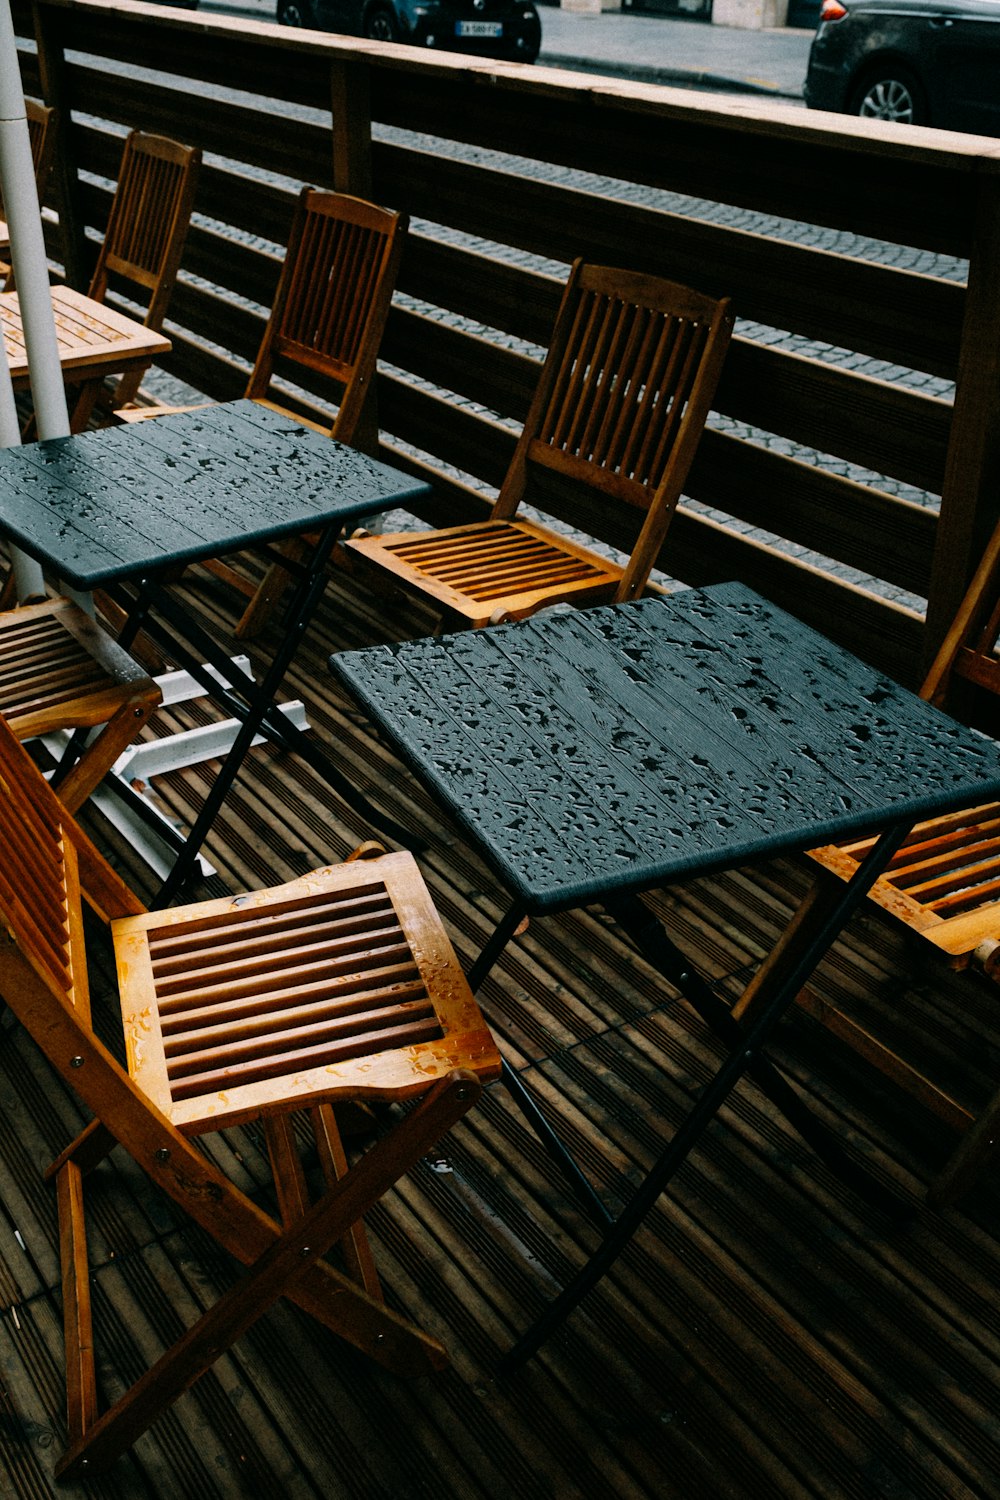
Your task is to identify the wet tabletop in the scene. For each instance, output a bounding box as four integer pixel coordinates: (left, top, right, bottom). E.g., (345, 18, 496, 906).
(0, 400, 429, 589)
(332, 583, 1000, 914)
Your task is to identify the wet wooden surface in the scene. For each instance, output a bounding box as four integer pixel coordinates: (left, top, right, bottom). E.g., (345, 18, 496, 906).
(0, 556, 998, 1499)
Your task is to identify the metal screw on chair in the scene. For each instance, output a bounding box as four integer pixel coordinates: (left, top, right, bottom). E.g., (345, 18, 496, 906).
(155, 1147, 170, 1162)
(70, 1056, 84, 1068)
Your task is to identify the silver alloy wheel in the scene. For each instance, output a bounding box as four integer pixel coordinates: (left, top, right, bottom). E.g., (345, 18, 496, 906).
(856, 76, 918, 124)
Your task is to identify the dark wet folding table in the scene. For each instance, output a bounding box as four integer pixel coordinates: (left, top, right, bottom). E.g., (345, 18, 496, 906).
(0, 398, 429, 904)
(330, 582, 1000, 1364)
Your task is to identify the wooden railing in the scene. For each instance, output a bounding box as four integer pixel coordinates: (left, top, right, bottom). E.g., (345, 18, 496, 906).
(15, 0, 1000, 684)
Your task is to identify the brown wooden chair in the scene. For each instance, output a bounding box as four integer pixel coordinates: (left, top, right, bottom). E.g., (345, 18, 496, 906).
(802, 513, 1000, 1204)
(118, 186, 407, 638)
(0, 595, 161, 812)
(72, 129, 200, 426)
(0, 98, 58, 283)
(344, 260, 734, 628)
(0, 707, 501, 1479)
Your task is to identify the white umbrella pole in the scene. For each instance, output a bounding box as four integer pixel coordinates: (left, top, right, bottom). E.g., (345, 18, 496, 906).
(0, 0, 70, 600)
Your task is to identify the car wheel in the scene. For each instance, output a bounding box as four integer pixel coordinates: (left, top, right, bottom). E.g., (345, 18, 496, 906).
(363, 5, 400, 41)
(849, 65, 926, 126)
(276, 0, 316, 25)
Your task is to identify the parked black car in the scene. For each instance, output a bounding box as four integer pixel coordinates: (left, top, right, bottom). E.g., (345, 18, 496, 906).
(276, 0, 542, 64)
(805, 0, 1000, 134)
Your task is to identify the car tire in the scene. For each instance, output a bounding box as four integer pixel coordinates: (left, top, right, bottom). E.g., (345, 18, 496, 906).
(848, 65, 927, 126)
(362, 4, 400, 40)
(276, 0, 316, 25)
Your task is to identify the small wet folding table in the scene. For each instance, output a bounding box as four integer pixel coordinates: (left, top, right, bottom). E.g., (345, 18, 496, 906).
(331, 582, 1000, 1364)
(0, 398, 429, 903)
(0, 284, 172, 432)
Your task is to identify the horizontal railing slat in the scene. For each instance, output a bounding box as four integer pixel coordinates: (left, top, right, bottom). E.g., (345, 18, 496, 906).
(374, 142, 966, 378)
(370, 71, 981, 259)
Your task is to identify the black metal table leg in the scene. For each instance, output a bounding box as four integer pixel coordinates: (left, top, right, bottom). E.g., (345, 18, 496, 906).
(500, 822, 915, 1370)
(468, 901, 615, 1230)
(108, 529, 419, 907)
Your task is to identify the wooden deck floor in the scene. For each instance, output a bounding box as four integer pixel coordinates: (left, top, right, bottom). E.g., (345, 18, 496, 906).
(1, 561, 999, 1500)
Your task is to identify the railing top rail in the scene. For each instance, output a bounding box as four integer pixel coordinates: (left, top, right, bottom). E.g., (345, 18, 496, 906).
(27, 0, 1000, 175)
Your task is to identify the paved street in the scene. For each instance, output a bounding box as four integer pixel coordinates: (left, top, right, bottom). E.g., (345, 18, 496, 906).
(201, 0, 813, 98)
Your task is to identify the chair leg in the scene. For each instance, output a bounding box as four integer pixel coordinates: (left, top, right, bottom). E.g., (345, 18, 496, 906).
(51, 693, 160, 815)
(55, 1161, 99, 1445)
(54, 1071, 482, 1481)
(233, 536, 309, 640)
(263, 1107, 381, 1297)
(927, 1086, 1000, 1208)
(312, 1102, 383, 1299)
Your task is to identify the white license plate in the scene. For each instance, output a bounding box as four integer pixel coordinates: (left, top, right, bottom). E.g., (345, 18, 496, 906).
(456, 20, 503, 35)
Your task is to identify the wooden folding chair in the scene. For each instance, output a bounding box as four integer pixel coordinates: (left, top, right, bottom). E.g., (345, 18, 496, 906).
(344, 260, 733, 628)
(805, 512, 1000, 1203)
(118, 187, 407, 637)
(0, 595, 160, 812)
(0, 708, 500, 1479)
(74, 130, 200, 425)
(0, 98, 58, 284)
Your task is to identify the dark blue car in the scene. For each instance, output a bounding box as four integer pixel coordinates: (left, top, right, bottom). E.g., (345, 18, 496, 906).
(277, 0, 542, 63)
(805, 0, 1000, 134)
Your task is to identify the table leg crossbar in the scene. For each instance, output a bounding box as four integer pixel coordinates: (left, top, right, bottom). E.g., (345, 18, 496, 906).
(109, 529, 419, 905)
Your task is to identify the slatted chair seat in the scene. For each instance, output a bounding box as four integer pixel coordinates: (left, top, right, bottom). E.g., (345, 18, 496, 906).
(368, 517, 628, 622)
(345, 260, 733, 629)
(0, 710, 500, 1478)
(0, 595, 161, 812)
(814, 806, 1000, 964)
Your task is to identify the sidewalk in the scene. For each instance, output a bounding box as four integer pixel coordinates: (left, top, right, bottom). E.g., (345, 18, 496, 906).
(537, 8, 813, 100)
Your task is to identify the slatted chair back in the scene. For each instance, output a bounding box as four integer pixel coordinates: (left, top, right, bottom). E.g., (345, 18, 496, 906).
(87, 131, 200, 407)
(25, 98, 57, 197)
(0, 710, 499, 1478)
(0, 700, 100, 1025)
(221, 188, 406, 637)
(345, 260, 733, 627)
(0, 596, 161, 813)
(0, 99, 58, 283)
(246, 186, 406, 451)
(922, 517, 1000, 714)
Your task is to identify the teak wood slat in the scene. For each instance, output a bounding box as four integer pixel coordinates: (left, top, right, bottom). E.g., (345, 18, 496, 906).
(346, 260, 733, 628)
(0, 710, 500, 1478)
